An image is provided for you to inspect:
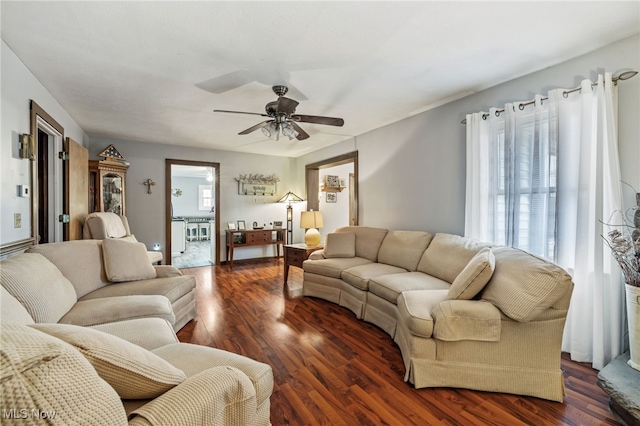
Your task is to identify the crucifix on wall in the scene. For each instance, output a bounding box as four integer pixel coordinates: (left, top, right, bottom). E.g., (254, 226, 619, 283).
(143, 179, 156, 194)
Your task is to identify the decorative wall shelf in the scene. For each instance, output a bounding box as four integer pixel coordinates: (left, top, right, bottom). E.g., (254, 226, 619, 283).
(321, 186, 345, 192)
(235, 174, 279, 196)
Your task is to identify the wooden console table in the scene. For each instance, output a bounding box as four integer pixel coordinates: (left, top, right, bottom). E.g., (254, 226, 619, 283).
(225, 229, 285, 268)
(283, 243, 323, 284)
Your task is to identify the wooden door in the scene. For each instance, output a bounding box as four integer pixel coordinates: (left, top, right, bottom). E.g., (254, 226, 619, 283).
(64, 137, 88, 240)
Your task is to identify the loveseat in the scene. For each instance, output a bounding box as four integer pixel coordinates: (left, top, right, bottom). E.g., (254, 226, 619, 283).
(1, 241, 273, 425)
(302, 227, 574, 402)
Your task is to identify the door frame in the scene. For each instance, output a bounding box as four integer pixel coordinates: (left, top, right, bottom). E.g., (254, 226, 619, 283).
(31, 101, 64, 244)
(165, 159, 220, 266)
(305, 151, 358, 225)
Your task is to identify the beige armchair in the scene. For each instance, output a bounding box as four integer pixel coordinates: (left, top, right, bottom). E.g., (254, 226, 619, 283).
(83, 212, 163, 264)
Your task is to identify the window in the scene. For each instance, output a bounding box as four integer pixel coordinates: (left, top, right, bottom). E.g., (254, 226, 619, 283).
(492, 109, 557, 260)
(198, 185, 213, 211)
(466, 99, 557, 261)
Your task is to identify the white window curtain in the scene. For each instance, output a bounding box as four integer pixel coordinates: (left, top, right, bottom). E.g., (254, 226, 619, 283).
(465, 95, 557, 260)
(465, 73, 626, 369)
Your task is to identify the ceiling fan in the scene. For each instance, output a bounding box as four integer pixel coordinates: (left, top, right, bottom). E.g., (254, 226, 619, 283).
(214, 86, 344, 141)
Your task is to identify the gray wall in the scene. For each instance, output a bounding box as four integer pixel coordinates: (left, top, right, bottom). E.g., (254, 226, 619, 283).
(1, 41, 87, 245)
(171, 176, 213, 218)
(88, 136, 300, 262)
(296, 34, 640, 235)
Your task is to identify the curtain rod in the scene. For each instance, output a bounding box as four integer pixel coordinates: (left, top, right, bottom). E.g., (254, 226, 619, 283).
(460, 70, 638, 125)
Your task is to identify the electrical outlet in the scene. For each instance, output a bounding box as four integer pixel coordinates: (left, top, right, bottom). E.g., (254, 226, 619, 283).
(14, 213, 21, 228)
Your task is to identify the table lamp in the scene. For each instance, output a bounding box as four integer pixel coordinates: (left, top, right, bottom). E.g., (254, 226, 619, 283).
(300, 210, 324, 246)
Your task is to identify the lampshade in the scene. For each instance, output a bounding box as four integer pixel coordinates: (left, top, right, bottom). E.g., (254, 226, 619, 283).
(261, 122, 279, 141)
(277, 191, 304, 205)
(280, 122, 299, 140)
(300, 211, 323, 246)
(300, 211, 324, 229)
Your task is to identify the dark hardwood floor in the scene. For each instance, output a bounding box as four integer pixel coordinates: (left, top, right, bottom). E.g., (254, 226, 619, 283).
(176, 259, 621, 426)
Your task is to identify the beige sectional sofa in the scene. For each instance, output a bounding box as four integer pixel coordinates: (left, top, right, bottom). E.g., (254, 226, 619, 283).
(303, 226, 574, 402)
(1, 240, 273, 425)
(23, 239, 194, 331)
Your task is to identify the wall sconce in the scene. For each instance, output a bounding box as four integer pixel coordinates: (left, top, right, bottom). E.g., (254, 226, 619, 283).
(19, 134, 35, 160)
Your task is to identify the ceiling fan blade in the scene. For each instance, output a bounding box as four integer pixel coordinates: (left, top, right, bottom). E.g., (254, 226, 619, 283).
(196, 70, 254, 94)
(289, 121, 309, 140)
(276, 97, 299, 115)
(238, 120, 273, 135)
(214, 109, 269, 117)
(292, 114, 344, 127)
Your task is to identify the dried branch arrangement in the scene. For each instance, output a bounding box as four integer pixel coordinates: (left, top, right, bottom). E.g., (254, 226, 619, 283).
(603, 184, 640, 287)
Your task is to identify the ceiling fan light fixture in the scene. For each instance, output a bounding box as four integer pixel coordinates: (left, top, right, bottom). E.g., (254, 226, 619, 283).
(261, 122, 279, 140)
(281, 122, 298, 140)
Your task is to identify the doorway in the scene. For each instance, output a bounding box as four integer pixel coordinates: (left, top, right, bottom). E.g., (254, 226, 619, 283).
(305, 151, 358, 238)
(165, 159, 220, 268)
(31, 101, 64, 244)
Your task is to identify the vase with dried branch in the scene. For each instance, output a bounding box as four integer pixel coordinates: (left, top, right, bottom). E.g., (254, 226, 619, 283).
(603, 187, 640, 287)
(603, 183, 640, 371)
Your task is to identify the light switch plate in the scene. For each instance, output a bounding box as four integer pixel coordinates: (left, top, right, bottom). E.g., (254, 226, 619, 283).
(18, 185, 29, 197)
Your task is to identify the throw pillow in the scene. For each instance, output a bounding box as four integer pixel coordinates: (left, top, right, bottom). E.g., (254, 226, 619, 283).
(323, 232, 356, 258)
(0, 253, 77, 323)
(2, 324, 128, 425)
(102, 238, 156, 282)
(30, 323, 186, 399)
(447, 247, 495, 300)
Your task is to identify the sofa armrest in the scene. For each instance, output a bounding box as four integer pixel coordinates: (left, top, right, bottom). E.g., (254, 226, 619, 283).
(128, 367, 257, 426)
(154, 265, 183, 278)
(432, 300, 501, 342)
(308, 250, 325, 260)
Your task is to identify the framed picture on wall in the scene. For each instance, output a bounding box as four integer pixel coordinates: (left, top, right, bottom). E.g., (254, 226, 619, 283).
(227, 222, 236, 230)
(324, 175, 340, 188)
(326, 192, 337, 203)
(237, 220, 246, 230)
(273, 221, 283, 229)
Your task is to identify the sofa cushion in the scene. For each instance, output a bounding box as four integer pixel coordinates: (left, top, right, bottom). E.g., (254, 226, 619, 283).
(31, 323, 186, 399)
(432, 300, 501, 342)
(397, 290, 449, 338)
(417, 233, 492, 283)
(27, 240, 109, 298)
(378, 230, 434, 271)
(369, 272, 450, 304)
(102, 238, 156, 282)
(323, 232, 356, 258)
(0, 286, 35, 325)
(480, 247, 573, 322)
(1, 324, 128, 425)
(60, 295, 175, 327)
(341, 263, 408, 291)
(80, 275, 195, 304)
(91, 318, 179, 351)
(303, 257, 372, 279)
(0, 253, 77, 323)
(448, 248, 495, 300)
(334, 226, 388, 262)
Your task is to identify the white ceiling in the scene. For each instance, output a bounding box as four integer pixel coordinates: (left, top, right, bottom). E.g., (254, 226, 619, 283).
(2, 2, 639, 158)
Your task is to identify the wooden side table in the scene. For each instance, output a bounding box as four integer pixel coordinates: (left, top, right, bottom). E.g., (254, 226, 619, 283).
(225, 229, 285, 269)
(283, 243, 323, 284)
